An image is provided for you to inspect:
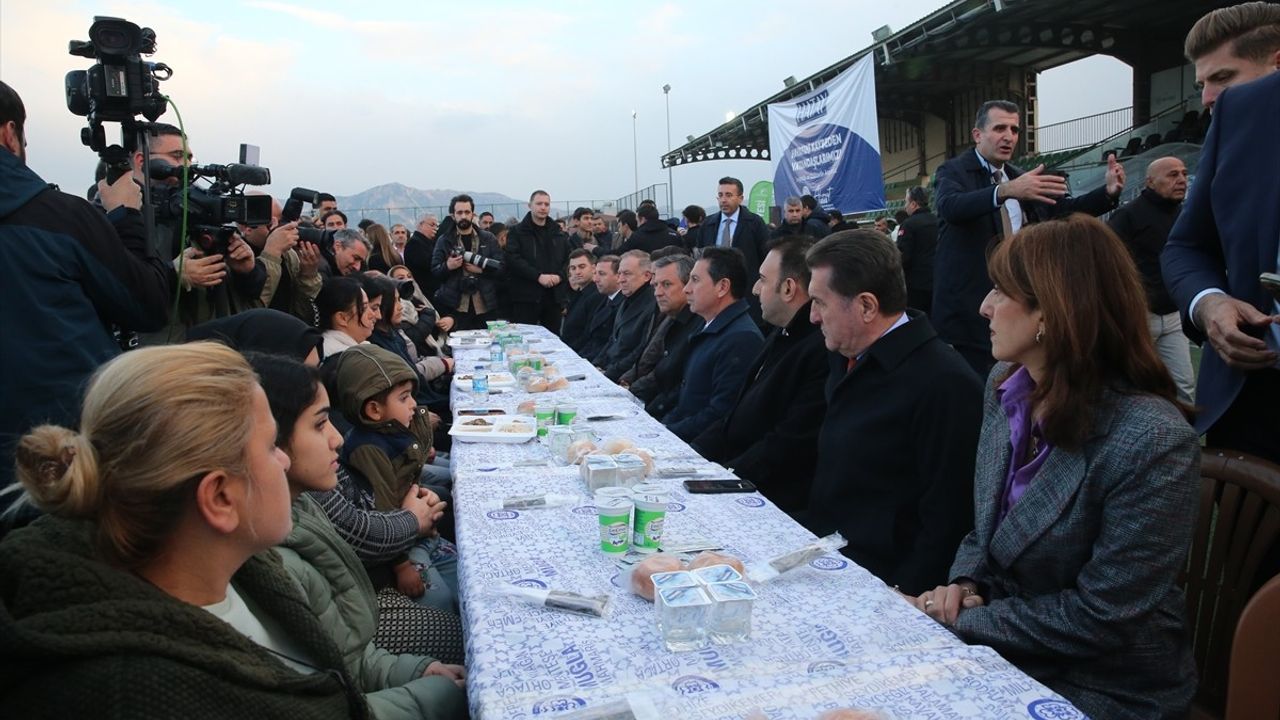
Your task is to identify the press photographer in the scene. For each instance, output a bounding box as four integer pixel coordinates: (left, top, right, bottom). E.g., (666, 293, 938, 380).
(430, 193, 504, 331)
(0, 79, 170, 495)
(237, 193, 322, 324)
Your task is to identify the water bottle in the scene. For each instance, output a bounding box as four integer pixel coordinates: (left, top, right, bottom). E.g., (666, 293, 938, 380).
(489, 343, 505, 365)
(471, 372, 490, 405)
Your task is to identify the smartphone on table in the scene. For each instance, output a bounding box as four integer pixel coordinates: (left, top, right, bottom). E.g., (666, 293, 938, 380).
(683, 479, 758, 494)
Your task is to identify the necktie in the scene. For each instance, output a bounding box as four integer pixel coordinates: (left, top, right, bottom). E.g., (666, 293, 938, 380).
(720, 218, 733, 247)
(991, 169, 1015, 239)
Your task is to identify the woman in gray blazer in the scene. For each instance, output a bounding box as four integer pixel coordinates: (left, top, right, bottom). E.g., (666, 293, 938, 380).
(913, 214, 1200, 720)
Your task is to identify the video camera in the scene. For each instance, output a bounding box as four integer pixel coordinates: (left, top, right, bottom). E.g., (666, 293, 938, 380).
(148, 159, 274, 257)
(65, 16, 171, 181)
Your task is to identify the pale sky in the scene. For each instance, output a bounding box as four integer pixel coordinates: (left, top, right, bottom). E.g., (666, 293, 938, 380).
(0, 0, 1131, 209)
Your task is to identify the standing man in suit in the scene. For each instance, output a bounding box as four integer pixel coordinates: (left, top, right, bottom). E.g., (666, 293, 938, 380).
(932, 100, 1124, 377)
(594, 250, 657, 381)
(505, 190, 572, 333)
(1162, 58, 1280, 461)
(803, 230, 983, 594)
(692, 237, 827, 515)
(697, 177, 771, 325)
(897, 186, 938, 316)
(561, 249, 604, 351)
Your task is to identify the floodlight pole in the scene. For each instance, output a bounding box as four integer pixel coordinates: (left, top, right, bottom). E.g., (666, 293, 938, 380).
(663, 84, 674, 215)
(631, 110, 639, 194)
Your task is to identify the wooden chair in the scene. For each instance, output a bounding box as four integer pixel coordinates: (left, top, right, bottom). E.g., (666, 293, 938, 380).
(1225, 573, 1280, 719)
(1184, 449, 1280, 719)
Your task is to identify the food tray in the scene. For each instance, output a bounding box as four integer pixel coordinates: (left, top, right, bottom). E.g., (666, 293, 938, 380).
(449, 414, 537, 443)
(453, 371, 517, 388)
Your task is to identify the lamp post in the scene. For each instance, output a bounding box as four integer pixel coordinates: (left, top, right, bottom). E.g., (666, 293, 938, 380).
(663, 83, 673, 216)
(631, 110, 639, 194)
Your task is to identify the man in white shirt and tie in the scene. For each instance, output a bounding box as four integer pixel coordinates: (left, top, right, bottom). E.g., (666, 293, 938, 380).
(931, 100, 1124, 377)
(696, 176, 771, 326)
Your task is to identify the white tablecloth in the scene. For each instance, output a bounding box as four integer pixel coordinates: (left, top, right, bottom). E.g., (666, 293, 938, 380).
(448, 325, 1084, 720)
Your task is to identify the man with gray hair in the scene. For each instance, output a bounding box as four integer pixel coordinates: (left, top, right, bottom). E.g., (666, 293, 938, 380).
(404, 212, 441, 298)
(773, 196, 828, 239)
(320, 227, 371, 278)
(594, 249, 657, 380)
(803, 229, 982, 593)
(621, 253, 704, 419)
(932, 99, 1125, 377)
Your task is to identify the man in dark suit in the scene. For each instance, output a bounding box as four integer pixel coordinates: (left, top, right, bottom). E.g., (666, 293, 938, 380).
(505, 190, 572, 332)
(594, 250, 657, 380)
(897, 186, 938, 316)
(1162, 71, 1280, 464)
(577, 254, 621, 361)
(696, 176, 771, 325)
(802, 229, 983, 595)
(932, 100, 1124, 377)
(622, 253, 704, 420)
(692, 237, 827, 515)
(663, 247, 764, 441)
(561, 249, 604, 352)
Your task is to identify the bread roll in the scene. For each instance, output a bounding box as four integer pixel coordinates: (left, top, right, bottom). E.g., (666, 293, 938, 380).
(630, 554, 684, 601)
(599, 437, 635, 455)
(547, 376, 569, 391)
(517, 400, 538, 414)
(688, 551, 745, 575)
(566, 439, 597, 464)
(526, 378, 549, 393)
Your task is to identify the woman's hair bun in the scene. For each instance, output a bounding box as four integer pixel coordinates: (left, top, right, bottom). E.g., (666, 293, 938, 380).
(14, 425, 100, 518)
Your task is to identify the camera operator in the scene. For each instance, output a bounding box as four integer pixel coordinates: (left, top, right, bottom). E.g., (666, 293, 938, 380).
(431, 194, 503, 331)
(236, 193, 322, 324)
(0, 80, 170, 494)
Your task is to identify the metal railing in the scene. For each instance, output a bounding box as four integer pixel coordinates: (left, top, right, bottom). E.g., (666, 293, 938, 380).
(1036, 106, 1134, 152)
(615, 183, 671, 217)
(341, 200, 621, 230)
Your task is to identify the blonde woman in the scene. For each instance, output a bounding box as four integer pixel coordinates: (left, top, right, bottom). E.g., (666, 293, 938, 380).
(0, 344, 369, 718)
(366, 223, 398, 274)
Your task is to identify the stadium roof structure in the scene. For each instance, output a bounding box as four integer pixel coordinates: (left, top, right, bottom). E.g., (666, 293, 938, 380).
(662, 0, 1235, 170)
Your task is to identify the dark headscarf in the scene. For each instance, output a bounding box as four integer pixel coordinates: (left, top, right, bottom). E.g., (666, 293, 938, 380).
(186, 309, 324, 363)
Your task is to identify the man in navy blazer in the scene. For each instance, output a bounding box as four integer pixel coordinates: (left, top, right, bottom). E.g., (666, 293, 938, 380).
(932, 100, 1124, 377)
(696, 176, 771, 325)
(663, 247, 763, 441)
(1161, 71, 1280, 463)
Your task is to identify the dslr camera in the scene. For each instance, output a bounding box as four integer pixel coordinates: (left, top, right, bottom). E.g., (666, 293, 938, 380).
(279, 186, 336, 249)
(462, 250, 501, 272)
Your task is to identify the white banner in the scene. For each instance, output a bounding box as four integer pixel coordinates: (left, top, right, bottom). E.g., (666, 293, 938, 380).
(768, 53, 885, 213)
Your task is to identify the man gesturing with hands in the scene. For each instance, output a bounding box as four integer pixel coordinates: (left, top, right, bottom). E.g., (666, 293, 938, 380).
(931, 100, 1124, 377)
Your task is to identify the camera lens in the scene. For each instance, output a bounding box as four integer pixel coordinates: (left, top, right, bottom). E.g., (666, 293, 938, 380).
(94, 28, 130, 51)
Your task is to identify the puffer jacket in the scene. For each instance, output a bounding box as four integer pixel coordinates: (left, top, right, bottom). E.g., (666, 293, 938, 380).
(274, 495, 466, 720)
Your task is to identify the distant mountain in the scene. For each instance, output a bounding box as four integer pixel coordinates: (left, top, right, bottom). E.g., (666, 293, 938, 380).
(336, 183, 523, 228)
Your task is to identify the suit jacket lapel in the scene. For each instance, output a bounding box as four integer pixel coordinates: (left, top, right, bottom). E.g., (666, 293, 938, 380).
(988, 442, 1088, 569)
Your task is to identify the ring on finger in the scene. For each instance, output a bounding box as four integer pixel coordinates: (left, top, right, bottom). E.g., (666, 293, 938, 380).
(923, 599, 934, 608)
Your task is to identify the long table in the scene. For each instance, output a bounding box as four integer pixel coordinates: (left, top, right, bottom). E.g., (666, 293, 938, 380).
(448, 325, 1084, 720)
